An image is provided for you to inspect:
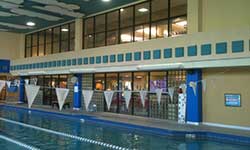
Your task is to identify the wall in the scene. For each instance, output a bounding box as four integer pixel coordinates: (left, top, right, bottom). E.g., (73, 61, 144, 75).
(202, 67, 250, 127)
(0, 32, 24, 60)
(201, 0, 250, 32)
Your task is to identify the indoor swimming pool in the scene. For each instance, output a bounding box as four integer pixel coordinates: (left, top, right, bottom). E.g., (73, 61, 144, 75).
(0, 105, 249, 150)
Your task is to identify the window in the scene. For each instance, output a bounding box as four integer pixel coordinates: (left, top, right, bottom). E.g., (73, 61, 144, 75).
(32, 33, 38, 57)
(38, 31, 45, 56)
(61, 24, 69, 52)
(94, 74, 105, 90)
(135, 2, 150, 25)
(170, 0, 187, 17)
(106, 73, 118, 113)
(150, 72, 167, 92)
(52, 27, 60, 54)
(84, 18, 94, 49)
(25, 35, 32, 57)
(45, 29, 52, 55)
(170, 17, 187, 37)
(70, 22, 75, 51)
(83, 0, 187, 49)
(25, 22, 75, 58)
(107, 11, 119, 46)
(120, 6, 134, 28)
(151, 0, 169, 21)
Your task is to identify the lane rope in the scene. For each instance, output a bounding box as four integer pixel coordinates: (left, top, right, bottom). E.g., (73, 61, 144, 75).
(0, 134, 40, 150)
(0, 117, 131, 150)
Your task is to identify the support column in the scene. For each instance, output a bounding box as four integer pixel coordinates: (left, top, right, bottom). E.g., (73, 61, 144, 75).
(75, 18, 83, 51)
(186, 69, 202, 125)
(18, 77, 25, 103)
(73, 74, 82, 110)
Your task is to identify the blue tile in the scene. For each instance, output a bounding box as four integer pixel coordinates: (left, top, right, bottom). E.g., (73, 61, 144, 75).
(67, 59, 72, 66)
(44, 62, 48, 68)
(134, 52, 141, 61)
(39, 63, 44, 68)
(216, 42, 227, 54)
(96, 56, 101, 64)
(175, 47, 184, 57)
(72, 59, 77, 65)
(153, 49, 161, 59)
(232, 40, 244, 53)
(78, 58, 82, 65)
(110, 55, 116, 63)
(117, 54, 124, 62)
(103, 55, 108, 63)
(143, 51, 151, 60)
(126, 53, 132, 61)
(164, 48, 172, 58)
(36, 63, 39, 68)
(48, 61, 52, 68)
(84, 57, 88, 65)
(32, 64, 36, 69)
(62, 60, 66, 66)
(90, 57, 95, 64)
(57, 60, 61, 67)
(188, 45, 197, 56)
(201, 44, 212, 56)
(53, 61, 57, 67)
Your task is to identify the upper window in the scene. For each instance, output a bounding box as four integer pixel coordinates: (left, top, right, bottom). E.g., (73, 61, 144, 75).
(25, 22, 75, 58)
(83, 0, 187, 49)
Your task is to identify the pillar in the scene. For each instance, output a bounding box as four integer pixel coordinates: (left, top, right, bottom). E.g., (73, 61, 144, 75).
(73, 74, 82, 110)
(186, 69, 202, 125)
(18, 77, 25, 103)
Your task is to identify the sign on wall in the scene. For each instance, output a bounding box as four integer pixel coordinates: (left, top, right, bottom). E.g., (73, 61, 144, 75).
(224, 94, 241, 107)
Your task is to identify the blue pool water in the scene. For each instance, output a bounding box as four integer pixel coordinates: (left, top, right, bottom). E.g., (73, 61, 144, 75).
(0, 106, 249, 150)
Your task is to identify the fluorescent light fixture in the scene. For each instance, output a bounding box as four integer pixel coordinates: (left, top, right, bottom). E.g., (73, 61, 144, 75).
(61, 28, 69, 32)
(46, 70, 70, 75)
(70, 68, 96, 73)
(175, 21, 187, 26)
(26, 21, 36, 26)
(18, 72, 29, 76)
(137, 63, 184, 70)
(102, 0, 111, 2)
(28, 71, 46, 75)
(138, 8, 148, 12)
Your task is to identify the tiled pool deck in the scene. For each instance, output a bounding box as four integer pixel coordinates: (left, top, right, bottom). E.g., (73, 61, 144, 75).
(1, 102, 250, 144)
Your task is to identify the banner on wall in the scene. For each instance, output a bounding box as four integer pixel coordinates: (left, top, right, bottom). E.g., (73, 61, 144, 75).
(168, 87, 175, 101)
(124, 90, 132, 109)
(82, 90, 94, 111)
(0, 80, 5, 93)
(139, 90, 147, 108)
(104, 91, 114, 111)
(55, 88, 69, 111)
(178, 93, 187, 124)
(155, 88, 162, 105)
(25, 85, 40, 108)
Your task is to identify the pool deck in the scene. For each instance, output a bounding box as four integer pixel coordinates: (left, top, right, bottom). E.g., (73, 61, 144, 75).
(1, 102, 250, 139)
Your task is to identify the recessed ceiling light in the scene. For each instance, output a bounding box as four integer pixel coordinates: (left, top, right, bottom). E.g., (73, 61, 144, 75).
(138, 8, 148, 12)
(120, 8, 124, 12)
(26, 21, 35, 26)
(61, 28, 69, 32)
(102, 0, 111, 2)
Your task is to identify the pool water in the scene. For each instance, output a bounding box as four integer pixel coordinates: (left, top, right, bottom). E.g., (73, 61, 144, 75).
(0, 106, 249, 150)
